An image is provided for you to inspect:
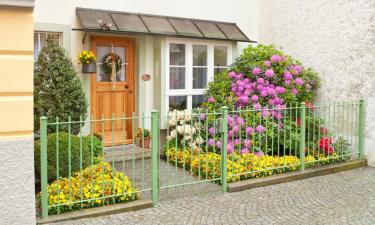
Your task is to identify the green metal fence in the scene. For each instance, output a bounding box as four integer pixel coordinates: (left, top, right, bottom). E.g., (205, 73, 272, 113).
(39, 100, 365, 218)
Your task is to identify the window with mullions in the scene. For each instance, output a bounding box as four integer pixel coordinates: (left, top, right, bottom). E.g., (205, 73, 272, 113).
(34, 32, 62, 59)
(167, 41, 231, 111)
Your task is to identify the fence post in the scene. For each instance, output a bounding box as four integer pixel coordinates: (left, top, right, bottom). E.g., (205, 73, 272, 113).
(40, 116, 48, 218)
(299, 103, 306, 172)
(358, 99, 365, 159)
(221, 106, 228, 192)
(151, 110, 160, 205)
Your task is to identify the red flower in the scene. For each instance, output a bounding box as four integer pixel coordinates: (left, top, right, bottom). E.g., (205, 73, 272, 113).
(319, 138, 334, 154)
(305, 101, 315, 111)
(320, 127, 328, 134)
(296, 119, 301, 127)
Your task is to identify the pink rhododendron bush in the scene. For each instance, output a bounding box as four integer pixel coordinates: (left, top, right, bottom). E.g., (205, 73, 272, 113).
(165, 45, 351, 173)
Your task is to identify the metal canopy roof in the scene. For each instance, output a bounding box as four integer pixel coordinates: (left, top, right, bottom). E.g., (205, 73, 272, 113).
(74, 8, 256, 43)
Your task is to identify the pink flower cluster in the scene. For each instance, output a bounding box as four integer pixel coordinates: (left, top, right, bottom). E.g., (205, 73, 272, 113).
(229, 54, 306, 119)
(207, 114, 266, 154)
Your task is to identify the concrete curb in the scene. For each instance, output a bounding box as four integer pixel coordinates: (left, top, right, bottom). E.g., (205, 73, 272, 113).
(36, 199, 153, 224)
(228, 159, 368, 192)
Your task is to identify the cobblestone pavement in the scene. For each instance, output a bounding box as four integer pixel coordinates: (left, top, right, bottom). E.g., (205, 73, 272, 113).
(51, 167, 375, 225)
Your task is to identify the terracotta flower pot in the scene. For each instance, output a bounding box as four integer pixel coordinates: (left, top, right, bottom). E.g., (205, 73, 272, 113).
(137, 137, 151, 148)
(82, 62, 96, 73)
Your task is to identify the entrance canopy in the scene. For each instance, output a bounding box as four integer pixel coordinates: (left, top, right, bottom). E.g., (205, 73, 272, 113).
(74, 7, 255, 43)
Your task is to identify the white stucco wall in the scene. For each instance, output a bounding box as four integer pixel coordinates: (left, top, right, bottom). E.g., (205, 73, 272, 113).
(259, 0, 375, 166)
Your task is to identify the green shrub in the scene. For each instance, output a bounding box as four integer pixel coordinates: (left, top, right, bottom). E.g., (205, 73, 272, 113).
(34, 34, 87, 135)
(34, 132, 102, 182)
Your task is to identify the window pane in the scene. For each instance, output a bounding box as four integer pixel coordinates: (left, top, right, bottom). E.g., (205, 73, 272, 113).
(169, 43, 185, 65)
(97, 46, 126, 82)
(169, 67, 185, 89)
(214, 67, 227, 74)
(214, 46, 227, 67)
(141, 15, 176, 34)
(194, 21, 226, 39)
(193, 45, 207, 66)
(193, 68, 207, 89)
(192, 95, 205, 108)
(111, 13, 148, 32)
(169, 96, 187, 110)
(169, 18, 202, 37)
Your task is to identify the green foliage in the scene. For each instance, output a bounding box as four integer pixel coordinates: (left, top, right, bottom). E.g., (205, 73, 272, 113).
(34, 132, 102, 182)
(205, 44, 320, 111)
(34, 34, 87, 134)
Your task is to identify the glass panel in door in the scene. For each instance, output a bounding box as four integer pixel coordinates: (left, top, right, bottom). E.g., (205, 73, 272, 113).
(96, 46, 126, 82)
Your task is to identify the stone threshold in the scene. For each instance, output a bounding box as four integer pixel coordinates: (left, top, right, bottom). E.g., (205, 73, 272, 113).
(227, 159, 368, 192)
(36, 199, 153, 224)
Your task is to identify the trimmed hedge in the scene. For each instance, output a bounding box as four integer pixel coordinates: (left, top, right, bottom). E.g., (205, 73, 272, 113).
(34, 132, 102, 182)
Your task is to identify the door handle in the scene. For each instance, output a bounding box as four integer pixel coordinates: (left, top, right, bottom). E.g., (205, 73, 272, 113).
(125, 84, 129, 89)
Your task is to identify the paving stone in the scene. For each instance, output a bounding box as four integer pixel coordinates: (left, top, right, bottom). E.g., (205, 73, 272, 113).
(48, 167, 375, 225)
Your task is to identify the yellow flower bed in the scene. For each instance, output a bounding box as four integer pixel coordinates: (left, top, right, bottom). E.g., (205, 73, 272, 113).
(165, 148, 346, 183)
(44, 161, 138, 215)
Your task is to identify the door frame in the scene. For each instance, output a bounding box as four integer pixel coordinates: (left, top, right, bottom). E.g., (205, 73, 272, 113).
(90, 35, 136, 135)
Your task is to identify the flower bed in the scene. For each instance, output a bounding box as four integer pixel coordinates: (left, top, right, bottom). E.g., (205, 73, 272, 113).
(42, 160, 138, 215)
(165, 147, 349, 183)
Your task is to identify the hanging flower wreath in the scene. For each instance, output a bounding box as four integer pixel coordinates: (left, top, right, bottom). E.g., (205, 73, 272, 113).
(101, 53, 122, 74)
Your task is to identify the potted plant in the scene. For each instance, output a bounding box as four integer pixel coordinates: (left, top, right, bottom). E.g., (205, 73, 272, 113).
(78, 50, 96, 73)
(135, 128, 151, 148)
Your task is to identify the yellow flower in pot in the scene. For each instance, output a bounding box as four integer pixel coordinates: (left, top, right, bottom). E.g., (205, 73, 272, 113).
(78, 50, 97, 73)
(135, 128, 151, 148)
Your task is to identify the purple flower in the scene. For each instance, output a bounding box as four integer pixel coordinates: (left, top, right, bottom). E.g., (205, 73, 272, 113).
(260, 90, 268, 97)
(261, 110, 270, 118)
(257, 78, 264, 84)
(232, 125, 239, 133)
(285, 80, 291, 85)
(234, 138, 241, 145)
(208, 138, 215, 147)
(275, 86, 286, 94)
(252, 67, 261, 75)
(246, 127, 254, 134)
(265, 69, 274, 78)
(228, 130, 233, 139)
(295, 78, 304, 86)
(199, 114, 206, 120)
(208, 127, 215, 135)
(228, 71, 236, 78)
(256, 125, 265, 133)
(294, 65, 302, 74)
(216, 140, 222, 149)
(208, 97, 215, 103)
(267, 87, 276, 96)
(236, 117, 245, 126)
(251, 95, 259, 102)
(292, 88, 298, 95)
(283, 71, 292, 80)
(227, 143, 234, 154)
(264, 60, 271, 67)
(241, 148, 250, 154)
(254, 102, 261, 110)
(227, 115, 233, 124)
(254, 151, 264, 156)
(271, 55, 282, 63)
(243, 139, 252, 147)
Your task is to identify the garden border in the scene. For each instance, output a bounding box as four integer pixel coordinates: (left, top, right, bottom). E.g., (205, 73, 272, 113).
(36, 199, 153, 224)
(227, 159, 367, 192)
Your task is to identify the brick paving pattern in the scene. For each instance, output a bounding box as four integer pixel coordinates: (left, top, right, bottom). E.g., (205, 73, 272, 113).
(49, 167, 375, 225)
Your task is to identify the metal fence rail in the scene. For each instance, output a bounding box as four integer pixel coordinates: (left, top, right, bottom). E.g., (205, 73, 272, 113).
(39, 100, 365, 218)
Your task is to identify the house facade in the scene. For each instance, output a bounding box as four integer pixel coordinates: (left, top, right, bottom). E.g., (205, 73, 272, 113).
(33, 0, 374, 163)
(34, 0, 259, 145)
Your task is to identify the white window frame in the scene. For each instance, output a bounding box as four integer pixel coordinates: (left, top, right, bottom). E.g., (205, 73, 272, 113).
(165, 38, 232, 113)
(34, 31, 63, 59)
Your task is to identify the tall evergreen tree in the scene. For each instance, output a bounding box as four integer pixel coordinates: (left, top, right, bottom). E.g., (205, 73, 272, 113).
(34, 34, 87, 134)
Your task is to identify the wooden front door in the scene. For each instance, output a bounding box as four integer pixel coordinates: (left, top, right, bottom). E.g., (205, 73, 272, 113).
(90, 36, 135, 146)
